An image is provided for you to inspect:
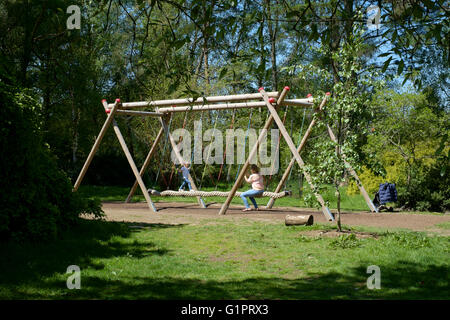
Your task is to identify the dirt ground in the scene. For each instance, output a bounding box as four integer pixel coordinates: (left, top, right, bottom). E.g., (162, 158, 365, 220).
(99, 201, 450, 235)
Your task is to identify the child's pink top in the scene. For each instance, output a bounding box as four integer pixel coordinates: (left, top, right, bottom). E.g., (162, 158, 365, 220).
(246, 174, 264, 190)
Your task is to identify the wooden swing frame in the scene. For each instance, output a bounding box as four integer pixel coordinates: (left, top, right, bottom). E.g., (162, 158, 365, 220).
(72, 87, 377, 221)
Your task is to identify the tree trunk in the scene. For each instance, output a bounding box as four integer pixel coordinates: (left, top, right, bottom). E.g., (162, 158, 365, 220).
(70, 88, 79, 178)
(20, 0, 32, 87)
(265, 0, 279, 90)
(257, 10, 265, 88)
(335, 186, 342, 232)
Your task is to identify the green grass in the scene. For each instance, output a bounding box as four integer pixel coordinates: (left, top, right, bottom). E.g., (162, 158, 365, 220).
(435, 222, 450, 230)
(1, 218, 448, 299)
(78, 184, 369, 212)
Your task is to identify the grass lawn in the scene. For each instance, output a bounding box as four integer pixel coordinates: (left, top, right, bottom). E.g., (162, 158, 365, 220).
(0, 218, 448, 299)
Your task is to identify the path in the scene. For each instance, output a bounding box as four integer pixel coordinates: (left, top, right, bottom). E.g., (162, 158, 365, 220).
(100, 202, 450, 235)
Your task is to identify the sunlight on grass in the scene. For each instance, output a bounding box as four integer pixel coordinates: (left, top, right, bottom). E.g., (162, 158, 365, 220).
(0, 219, 448, 299)
(79, 184, 369, 212)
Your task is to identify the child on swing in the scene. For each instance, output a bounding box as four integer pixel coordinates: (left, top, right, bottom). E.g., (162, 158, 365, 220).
(178, 161, 193, 191)
(241, 164, 264, 212)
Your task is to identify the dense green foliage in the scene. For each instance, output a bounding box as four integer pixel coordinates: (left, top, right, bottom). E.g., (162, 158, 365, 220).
(348, 91, 450, 212)
(0, 0, 448, 218)
(0, 80, 103, 241)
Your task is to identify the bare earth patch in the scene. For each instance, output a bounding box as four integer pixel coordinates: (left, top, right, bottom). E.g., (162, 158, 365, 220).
(99, 201, 450, 235)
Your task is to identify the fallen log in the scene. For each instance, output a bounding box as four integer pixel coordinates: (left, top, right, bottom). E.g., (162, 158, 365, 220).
(285, 214, 314, 226)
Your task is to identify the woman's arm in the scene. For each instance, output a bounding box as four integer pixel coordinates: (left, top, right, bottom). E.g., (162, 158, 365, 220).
(245, 174, 256, 183)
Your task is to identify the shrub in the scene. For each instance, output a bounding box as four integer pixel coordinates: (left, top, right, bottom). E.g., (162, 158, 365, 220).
(347, 166, 384, 196)
(394, 155, 449, 212)
(0, 81, 103, 242)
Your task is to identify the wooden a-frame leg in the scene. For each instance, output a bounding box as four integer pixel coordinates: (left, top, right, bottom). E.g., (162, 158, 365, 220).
(326, 126, 378, 212)
(266, 96, 328, 209)
(73, 99, 120, 191)
(111, 117, 157, 212)
(125, 126, 164, 203)
(261, 90, 335, 221)
(218, 87, 290, 215)
(158, 115, 206, 208)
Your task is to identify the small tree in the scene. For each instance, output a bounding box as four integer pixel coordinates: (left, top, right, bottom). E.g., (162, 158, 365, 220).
(289, 20, 383, 231)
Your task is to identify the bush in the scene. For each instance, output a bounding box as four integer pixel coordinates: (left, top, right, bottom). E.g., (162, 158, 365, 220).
(397, 158, 450, 212)
(0, 81, 103, 242)
(352, 146, 449, 212)
(347, 166, 384, 196)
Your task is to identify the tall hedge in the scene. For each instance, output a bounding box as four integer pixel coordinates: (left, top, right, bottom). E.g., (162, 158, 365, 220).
(0, 80, 102, 241)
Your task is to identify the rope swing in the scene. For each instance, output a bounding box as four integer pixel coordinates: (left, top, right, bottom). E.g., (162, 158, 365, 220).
(148, 189, 292, 199)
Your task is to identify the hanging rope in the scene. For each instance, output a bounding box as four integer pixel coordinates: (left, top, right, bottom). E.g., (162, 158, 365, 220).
(188, 112, 200, 184)
(154, 116, 173, 189)
(216, 108, 236, 189)
(266, 106, 289, 187)
(200, 110, 220, 188)
(168, 111, 190, 187)
(286, 108, 307, 188)
(234, 108, 254, 181)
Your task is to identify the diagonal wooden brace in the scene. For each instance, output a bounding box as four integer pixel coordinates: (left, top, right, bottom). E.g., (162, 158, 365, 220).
(266, 96, 328, 209)
(104, 100, 157, 212)
(158, 114, 206, 208)
(125, 126, 164, 203)
(260, 90, 334, 221)
(73, 99, 120, 191)
(218, 87, 288, 215)
(326, 126, 378, 212)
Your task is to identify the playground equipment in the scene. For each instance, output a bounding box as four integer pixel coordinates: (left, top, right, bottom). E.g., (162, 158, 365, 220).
(72, 87, 377, 221)
(148, 189, 292, 199)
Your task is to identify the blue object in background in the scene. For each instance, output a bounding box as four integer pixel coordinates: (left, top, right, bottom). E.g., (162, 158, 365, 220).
(378, 183, 398, 204)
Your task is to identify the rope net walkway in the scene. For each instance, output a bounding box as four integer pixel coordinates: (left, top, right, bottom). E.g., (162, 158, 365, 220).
(148, 189, 292, 199)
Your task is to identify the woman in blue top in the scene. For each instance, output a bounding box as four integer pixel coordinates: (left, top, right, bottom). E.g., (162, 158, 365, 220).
(241, 164, 264, 212)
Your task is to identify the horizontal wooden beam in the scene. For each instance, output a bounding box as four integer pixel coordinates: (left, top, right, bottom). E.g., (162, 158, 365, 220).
(115, 110, 163, 117)
(156, 101, 270, 113)
(106, 91, 280, 109)
(150, 99, 313, 113)
(281, 98, 313, 107)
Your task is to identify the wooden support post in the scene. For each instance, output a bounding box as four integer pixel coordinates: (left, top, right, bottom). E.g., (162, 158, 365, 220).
(261, 90, 334, 221)
(326, 125, 378, 212)
(218, 87, 290, 215)
(158, 115, 206, 208)
(125, 126, 164, 203)
(110, 111, 157, 212)
(73, 99, 120, 191)
(266, 96, 328, 209)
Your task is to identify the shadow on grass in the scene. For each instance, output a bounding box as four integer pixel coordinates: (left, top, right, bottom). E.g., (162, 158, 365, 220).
(5, 261, 449, 300)
(3, 256, 449, 299)
(0, 219, 183, 289)
(0, 219, 448, 300)
(95, 263, 446, 299)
